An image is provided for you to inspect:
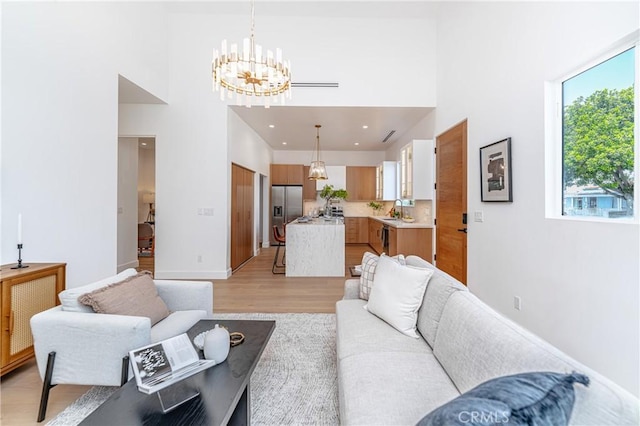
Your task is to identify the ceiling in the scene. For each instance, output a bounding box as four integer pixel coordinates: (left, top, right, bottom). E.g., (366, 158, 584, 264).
(118, 76, 433, 151)
(231, 106, 433, 151)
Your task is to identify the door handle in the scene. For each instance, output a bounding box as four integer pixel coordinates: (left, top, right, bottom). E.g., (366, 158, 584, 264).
(457, 228, 467, 233)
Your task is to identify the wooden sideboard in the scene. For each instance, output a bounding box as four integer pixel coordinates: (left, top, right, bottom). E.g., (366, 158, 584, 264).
(0, 263, 65, 375)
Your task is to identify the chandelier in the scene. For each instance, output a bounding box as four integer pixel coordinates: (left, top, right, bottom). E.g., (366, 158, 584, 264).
(309, 125, 328, 180)
(211, 0, 291, 108)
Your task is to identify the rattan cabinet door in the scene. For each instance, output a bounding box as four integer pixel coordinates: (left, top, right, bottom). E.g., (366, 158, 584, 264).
(0, 263, 65, 375)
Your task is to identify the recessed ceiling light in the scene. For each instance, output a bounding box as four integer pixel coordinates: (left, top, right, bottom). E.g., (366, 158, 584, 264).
(282, 142, 287, 145)
(354, 142, 360, 146)
(362, 125, 368, 129)
(269, 124, 275, 128)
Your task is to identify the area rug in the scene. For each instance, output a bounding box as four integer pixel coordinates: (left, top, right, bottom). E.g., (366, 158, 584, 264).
(47, 313, 338, 426)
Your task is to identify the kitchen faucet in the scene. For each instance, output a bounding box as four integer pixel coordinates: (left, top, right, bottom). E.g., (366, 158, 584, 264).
(394, 199, 404, 220)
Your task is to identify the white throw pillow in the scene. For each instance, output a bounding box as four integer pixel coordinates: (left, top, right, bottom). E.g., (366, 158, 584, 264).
(359, 252, 406, 300)
(365, 254, 434, 338)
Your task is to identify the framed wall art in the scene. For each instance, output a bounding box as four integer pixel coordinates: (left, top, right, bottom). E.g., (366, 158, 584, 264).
(480, 137, 512, 202)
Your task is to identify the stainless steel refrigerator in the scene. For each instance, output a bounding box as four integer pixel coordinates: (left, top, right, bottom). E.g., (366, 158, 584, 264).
(271, 186, 303, 244)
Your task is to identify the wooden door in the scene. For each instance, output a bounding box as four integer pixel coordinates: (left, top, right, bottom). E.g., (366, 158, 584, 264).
(242, 167, 254, 262)
(231, 164, 254, 270)
(435, 120, 467, 284)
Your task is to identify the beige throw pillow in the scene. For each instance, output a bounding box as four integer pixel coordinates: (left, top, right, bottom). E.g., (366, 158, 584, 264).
(79, 272, 170, 326)
(359, 251, 406, 300)
(365, 254, 434, 338)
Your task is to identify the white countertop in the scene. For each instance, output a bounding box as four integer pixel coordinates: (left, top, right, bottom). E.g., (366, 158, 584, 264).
(366, 216, 433, 229)
(289, 217, 344, 226)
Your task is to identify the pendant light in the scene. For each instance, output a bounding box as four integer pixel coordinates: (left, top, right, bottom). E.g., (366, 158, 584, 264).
(309, 124, 328, 180)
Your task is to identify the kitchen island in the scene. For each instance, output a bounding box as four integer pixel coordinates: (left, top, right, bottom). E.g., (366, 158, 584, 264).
(285, 217, 345, 277)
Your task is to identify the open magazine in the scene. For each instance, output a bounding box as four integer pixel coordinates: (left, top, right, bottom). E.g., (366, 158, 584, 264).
(129, 333, 216, 394)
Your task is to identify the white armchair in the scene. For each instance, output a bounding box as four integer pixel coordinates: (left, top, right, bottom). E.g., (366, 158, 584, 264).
(30, 269, 213, 422)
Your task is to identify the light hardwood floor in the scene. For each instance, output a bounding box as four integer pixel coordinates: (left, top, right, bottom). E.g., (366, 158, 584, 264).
(0, 244, 370, 425)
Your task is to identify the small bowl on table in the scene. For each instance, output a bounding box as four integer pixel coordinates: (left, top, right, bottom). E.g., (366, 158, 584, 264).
(402, 217, 416, 223)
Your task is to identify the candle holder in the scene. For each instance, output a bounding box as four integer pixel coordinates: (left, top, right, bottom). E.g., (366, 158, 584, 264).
(11, 244, 29, 269)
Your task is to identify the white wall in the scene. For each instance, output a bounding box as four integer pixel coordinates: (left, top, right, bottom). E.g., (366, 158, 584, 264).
(1, 2, 168, 287)
(385, 112, 436, 161)
(117, 138, 139, 271)
(435, 1, 639, 395)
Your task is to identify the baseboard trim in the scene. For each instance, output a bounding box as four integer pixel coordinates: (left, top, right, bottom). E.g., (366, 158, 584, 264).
(154, 269, 231, 280)
(118, 260, 139, 272)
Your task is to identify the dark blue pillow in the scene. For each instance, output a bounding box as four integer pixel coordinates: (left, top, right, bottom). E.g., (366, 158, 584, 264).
(417, 372, 589, 426)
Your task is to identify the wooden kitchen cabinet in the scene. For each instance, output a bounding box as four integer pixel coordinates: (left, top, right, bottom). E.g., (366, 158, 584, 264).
(368, 218, 384, 254)
(302, 166, 317, 200)
(1, 263, 65, 376)
(387, 227, 433, 262)
(270, 164, 304, 185)
(346, 166, 376, 201)
(345, 217, 369, 244)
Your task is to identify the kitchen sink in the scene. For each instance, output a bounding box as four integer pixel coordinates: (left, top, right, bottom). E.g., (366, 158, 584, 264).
(381, 218, 398, 221)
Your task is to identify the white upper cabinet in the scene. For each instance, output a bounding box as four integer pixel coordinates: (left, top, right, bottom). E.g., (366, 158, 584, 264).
(316, 165, 347, 191)
(376, 161, 397, 201)
(399, 139, 434, 200)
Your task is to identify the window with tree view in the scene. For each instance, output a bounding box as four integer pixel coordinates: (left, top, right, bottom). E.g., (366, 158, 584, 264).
(562, 47, 635, 219)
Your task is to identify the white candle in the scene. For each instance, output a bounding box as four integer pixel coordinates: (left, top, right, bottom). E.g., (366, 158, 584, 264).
(18, 214, 22, 244)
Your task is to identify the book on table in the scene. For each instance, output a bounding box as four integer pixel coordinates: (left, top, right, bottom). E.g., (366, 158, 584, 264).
(129, 333, 215, 395)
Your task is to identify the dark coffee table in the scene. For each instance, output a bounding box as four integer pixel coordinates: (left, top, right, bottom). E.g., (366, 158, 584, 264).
(80, 319, 275, 426)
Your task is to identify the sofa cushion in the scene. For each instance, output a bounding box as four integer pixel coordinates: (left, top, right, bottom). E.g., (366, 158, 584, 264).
(336, 299, 432, 361)
(79, 272, 170, 325)
(338, 352, 460, 426)
(359, 251, 405, 300)
(365, 255, 433, 338)
(433, 291, 640, 426)
(150, 310, 207, 343)
(415, 263, 467, 348)
(59, 268, 139, 313)
(417, 372, 589, 426)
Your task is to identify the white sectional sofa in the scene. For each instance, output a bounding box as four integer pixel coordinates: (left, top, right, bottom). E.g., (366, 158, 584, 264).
(336, 255, 639, 425)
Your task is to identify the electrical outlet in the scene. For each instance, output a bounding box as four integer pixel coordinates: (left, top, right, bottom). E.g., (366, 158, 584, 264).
(197, 255, 203, 263)
(197, 208, 204, 215)
(474, 211, 484, 222)
(514, 296, 522, 311)
(204, 208, 214, 216)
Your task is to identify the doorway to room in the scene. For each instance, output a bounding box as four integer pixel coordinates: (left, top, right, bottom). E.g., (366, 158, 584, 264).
(138, 138, 156, 273)
(116, 136, 156, 275)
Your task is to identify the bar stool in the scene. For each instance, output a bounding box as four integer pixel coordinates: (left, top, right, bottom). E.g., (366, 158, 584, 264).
(272, 225, 286, 274)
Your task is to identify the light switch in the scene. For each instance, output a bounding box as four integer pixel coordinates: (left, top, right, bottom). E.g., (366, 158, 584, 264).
(474, 211, 484, 222)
